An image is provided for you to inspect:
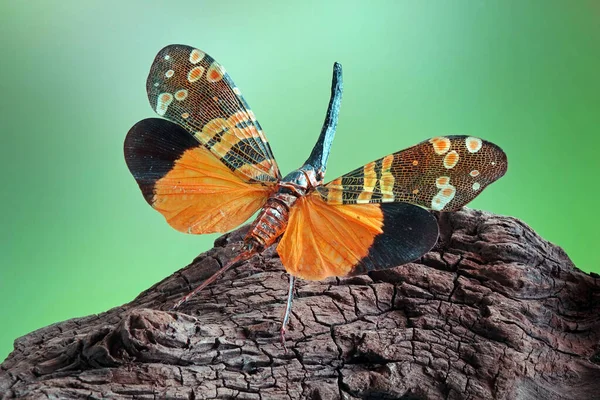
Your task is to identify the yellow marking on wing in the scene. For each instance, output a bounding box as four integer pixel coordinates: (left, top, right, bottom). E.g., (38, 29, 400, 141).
(174, 89, 188, 101)
(443, 150, 459, 169)
(187, 66, 204, 83)
(237, 160, 275, 180)
(189, 48, 205, 64)
(357, 162, 377, 203)
(207, 62, 225, 83)
(441, 186, 455, 198)
(228, 111, 252, 126)
(210, 138, 236, 158)
(380, 155, 395, 201)
(195, 118, 228, 142)
(193, 113, 273, 181)
(327, 178, 343, 204)
(436, 176, 450, 188)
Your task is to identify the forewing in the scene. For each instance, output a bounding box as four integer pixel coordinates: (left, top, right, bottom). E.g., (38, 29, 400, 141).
(316, 135, 507, 211)
(146, 44, 281, 183)
(125, 118, 275, 234)
(277, 192, 439, 281)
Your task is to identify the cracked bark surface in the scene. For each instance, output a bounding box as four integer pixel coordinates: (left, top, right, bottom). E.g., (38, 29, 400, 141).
(1, 208, 599, 399)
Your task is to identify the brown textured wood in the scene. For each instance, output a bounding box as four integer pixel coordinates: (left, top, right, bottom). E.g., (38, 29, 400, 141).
(1, 208, 599, 399)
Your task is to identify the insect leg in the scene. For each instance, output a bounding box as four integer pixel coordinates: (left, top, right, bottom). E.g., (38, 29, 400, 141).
(280, 274, 296, 350)
(171, 249, 255, 309)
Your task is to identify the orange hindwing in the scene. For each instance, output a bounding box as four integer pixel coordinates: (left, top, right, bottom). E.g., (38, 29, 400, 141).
(125, 118, 275, 234)
(277, 192, 439, 280)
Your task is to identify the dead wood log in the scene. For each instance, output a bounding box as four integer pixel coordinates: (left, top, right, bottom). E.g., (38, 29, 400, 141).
(1, 208, 599, 399)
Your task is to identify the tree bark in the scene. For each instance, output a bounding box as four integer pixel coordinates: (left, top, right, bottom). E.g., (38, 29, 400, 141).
(1, 208, 599, 399)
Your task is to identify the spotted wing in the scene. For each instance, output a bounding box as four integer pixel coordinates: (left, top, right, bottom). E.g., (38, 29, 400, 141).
(146, 44, 281, 183)
(316, 136, 507, 211)
(277, 192, 439, 280)
(125, 118, 275, 234)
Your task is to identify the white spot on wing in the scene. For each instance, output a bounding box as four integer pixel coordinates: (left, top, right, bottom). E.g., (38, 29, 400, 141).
(436, 176, 450, 189)
(466, 137, 483, 153)
(432, 176, 455, 210)
(429, 137, 451, 155)
(156, 93, 173, 116)
(175, 89, 188, 101)
(431, 195, 445, 211)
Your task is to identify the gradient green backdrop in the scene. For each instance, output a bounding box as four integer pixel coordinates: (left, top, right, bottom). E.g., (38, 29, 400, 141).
(1, 1, 598, 362)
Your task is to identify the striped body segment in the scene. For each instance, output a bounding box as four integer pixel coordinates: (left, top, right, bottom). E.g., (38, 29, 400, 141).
(147, 45, 280, 184)
(316, 135, 507, 211)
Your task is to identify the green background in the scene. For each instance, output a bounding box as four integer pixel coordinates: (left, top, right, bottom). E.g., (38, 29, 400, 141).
(1, 1, 598, 362)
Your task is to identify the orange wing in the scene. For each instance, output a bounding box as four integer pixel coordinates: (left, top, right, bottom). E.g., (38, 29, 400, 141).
(277, 192, 439, 280)
(125, 118, 275, 234)
(277, 192, 383, 280)
(277, 192, 438, 280)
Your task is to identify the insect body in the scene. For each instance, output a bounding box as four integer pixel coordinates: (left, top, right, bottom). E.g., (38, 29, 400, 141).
(124, 45, 507, 341)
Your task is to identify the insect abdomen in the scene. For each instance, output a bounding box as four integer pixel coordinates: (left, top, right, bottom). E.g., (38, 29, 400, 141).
(245, 194, 295, 249)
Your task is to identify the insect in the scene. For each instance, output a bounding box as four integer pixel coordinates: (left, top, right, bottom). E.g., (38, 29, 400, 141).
(124, 45, 507, 344)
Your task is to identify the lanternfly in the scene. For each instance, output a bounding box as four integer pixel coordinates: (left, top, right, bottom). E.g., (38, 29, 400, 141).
(124, 45, 507, 344)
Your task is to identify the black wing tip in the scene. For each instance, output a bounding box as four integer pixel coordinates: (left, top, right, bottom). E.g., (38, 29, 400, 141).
(124, 118, 200, 205)
(123, 118, 166, 156)
(350, 202, 439, 276)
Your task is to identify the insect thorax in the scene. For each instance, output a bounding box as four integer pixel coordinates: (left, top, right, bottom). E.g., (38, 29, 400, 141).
(245, 166, 321, 250)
